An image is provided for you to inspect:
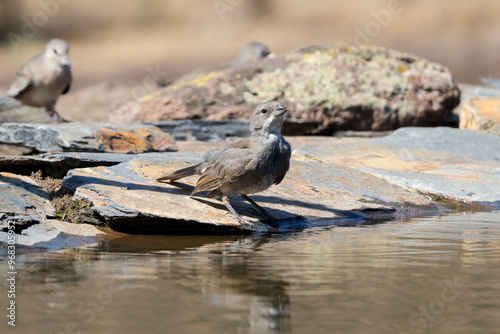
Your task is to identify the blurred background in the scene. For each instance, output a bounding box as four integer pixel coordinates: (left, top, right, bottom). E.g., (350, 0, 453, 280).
(1, 0, 499, 120)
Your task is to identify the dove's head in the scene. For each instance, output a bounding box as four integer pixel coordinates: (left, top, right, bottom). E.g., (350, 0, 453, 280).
(250, 101, 288, 135)
(45, 39, 71, 67)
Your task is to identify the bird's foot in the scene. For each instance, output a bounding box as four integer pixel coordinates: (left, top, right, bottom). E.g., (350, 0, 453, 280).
(229, 213, 270, 232)
(234, 215, 257, 229)
(246, 206, 280, 228)
(260, 215, 280, 228)
(223, 196, 274, 232)
(47, 109, 67, 123)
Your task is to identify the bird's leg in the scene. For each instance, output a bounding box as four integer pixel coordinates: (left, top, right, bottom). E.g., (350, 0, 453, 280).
(241, 195, 279, 227)
(241, 194, 269, 215)
(46, 108, 65, 123)
(222, 196, 258, 230)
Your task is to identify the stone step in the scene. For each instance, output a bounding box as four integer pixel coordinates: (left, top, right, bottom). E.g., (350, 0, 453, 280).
(459, 97, 500, 136)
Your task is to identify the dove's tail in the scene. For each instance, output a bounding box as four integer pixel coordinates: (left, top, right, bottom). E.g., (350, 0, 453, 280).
(157, 165, 199, 182)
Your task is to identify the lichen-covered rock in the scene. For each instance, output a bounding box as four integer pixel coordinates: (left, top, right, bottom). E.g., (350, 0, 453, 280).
(110, 44, 461, 135)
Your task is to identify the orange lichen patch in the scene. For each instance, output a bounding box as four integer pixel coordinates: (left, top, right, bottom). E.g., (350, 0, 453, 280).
(397, 65, 407, 72)
(134, 128, 151, 137)
(96, 129, 148, 153)
(96, 128, 176, 153)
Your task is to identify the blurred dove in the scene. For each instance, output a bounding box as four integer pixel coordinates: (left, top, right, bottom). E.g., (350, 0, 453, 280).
(232, 41, 272, 66)
(179, 41, 272, 82)
(157, 101, 291, 229)
(7, 38, 72, 122)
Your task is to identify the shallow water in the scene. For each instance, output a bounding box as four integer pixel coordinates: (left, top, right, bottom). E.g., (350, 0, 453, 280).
(1, 211, 500, 334)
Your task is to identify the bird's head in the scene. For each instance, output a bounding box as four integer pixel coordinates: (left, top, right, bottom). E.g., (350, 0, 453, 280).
(250, 101, 288, 135)
(45, 39, 71, 67)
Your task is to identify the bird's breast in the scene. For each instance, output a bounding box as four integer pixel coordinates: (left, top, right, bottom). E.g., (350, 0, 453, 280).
(216, 132, 290, 196)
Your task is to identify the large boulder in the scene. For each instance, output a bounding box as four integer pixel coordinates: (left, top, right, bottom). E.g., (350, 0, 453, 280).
(110, 44, 461, 135)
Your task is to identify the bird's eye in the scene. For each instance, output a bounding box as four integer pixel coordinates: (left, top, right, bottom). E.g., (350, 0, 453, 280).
(53, 49, 58, 55)
(260, 108, 267, 114)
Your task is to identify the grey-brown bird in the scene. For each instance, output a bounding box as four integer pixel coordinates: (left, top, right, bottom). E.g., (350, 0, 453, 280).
(157, 101, 291, 229)
(7, 38, 72, 122)
(232, 41, 271, 67)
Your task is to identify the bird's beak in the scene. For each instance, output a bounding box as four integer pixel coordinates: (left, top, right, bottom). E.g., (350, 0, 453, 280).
(60, 55, 71, 67)
(274, 104, 287, 116)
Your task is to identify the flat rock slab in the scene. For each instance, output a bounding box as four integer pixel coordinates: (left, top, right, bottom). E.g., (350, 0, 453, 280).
(111, 44, 460, 135)
(459, 97, 500, 136)
(295, 127, 500, 207)
(150, 120, 251, 141)
(61, 152, 441, 234)
(0, 172, 55, 225)
(0, 220, 105, 251)
(0, 122, 177, 153)
(0, 95, 55, 124)
(0, 151, 196, 177)
(458, 83, 500, 103)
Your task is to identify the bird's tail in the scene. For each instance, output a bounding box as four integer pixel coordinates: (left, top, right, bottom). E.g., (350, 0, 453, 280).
(157, 164, 199, 182)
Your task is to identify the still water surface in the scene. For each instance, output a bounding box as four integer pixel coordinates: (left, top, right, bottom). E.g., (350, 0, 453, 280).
(1, 211, 500, 334)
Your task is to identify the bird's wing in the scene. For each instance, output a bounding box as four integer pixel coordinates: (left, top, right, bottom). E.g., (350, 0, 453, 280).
(273, 141, 291, 185)
(157, 164, 199, 182)
(226, 137, 252, 150)
(61, 69, 72, 95)
(193, 138, 254, 194)
(62, 81, 71, 95)
(7, 54, 44, 97)
(273, 165, 288, 185)
(7, 71, 32, 97)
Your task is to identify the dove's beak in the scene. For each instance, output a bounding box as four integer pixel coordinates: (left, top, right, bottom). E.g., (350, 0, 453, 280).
(60, 56, 71, 67)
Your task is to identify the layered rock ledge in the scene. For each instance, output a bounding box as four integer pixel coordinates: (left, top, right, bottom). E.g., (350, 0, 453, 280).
(1, 127, 498, 244)
(0, 122, 177, 154)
